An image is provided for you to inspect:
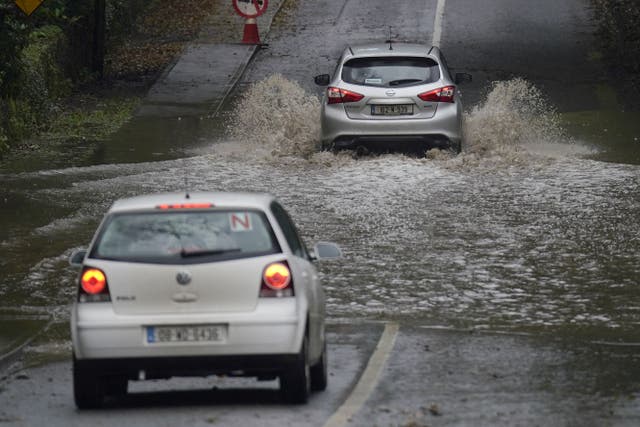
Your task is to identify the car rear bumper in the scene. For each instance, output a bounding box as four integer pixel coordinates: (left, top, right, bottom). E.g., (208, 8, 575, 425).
(320, 101, 462, 151)
(74, 353, 301, 380)
(72, 299, 302, 361)
(331, 134, 457, 151)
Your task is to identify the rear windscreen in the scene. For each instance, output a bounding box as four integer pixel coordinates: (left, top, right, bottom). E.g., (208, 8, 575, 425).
(90, 210, 279, 264)
(342, 56, 440, 87)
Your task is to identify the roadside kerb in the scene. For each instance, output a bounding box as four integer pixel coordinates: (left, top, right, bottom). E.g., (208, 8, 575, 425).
(0, 317, 53, 372)
(137, 0, 287, 118)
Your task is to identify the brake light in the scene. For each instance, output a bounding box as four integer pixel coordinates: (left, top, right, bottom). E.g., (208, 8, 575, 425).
(260, 262, 294, 297)
(79, 267, 111, 303)
(327, 87, 364, 104)
(81, 269, 106, 294)
(157, 203, 214, 209)
(418, 86, 456, 103)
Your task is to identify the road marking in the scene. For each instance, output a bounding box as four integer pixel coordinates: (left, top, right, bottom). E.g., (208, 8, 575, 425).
(333, 0, 351, 26)
(0, 318, 53, 366)
(323, 322, 399, 427)
(432, 0, 446, 47)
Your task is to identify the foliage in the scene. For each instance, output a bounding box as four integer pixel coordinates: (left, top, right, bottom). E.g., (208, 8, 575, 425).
(0, 1, 83, 156)
(1, 0, 218, 158)
(105, 0, 149, 43)
(0, 0, 152, 156)
(42, 95, 140, 141)
(0, 3, 30, 96)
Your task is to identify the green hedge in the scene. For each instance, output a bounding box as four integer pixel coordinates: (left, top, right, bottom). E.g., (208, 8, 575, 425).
(0, 24, 70, 148)
(0, 1, 154, 157)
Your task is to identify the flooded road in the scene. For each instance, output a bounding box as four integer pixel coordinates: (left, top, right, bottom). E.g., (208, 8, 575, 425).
(1, 76, 638, 338)
(0, 0, 639, 422)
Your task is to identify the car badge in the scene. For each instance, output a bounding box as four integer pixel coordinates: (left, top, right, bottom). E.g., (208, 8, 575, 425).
(176, 271, 192, 286)
(386, 89, 396, 97)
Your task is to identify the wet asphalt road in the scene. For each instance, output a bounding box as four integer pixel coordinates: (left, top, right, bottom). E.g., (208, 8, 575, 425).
(2, 324, 638, 426)
(1, 0, 640, 425)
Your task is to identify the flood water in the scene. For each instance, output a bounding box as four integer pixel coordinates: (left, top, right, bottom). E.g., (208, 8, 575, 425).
(0, 76, 639, 346)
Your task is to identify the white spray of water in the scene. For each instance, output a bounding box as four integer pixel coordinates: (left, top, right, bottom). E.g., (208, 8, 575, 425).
(225, 75, 583, 168)
(460, 78, 574, 166)
(226, 74, 321, 158)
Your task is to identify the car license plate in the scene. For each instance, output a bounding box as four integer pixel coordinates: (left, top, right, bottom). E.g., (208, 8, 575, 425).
(371, 104, 413, 116)
(146, 325, 226, 343)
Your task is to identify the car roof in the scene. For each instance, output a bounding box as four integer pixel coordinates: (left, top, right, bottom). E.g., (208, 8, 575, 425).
(346, 43, 435, 59)
(107, 192, 277, 213)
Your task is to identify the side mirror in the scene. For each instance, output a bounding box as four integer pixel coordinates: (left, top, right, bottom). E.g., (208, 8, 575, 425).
(313, 242, 342, 260)
(314, 74, 331, 86)
(69, 249, 87, 267)
(455, 72, 472, 84)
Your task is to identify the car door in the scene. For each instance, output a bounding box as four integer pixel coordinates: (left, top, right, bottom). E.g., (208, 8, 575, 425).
(270, 202, 325, 355)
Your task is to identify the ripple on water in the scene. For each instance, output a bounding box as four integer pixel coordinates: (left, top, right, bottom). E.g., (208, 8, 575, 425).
(1, 76, 638, 336)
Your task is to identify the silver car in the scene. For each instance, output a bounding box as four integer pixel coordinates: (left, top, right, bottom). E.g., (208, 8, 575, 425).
(315, 42, 471, 153)
(69, 192, 341, 408)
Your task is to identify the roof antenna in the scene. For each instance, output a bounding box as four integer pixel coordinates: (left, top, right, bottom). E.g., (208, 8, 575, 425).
(388, 26, 393, 50)
(179, 116, 191, 200)
(184, 169, 190, 199)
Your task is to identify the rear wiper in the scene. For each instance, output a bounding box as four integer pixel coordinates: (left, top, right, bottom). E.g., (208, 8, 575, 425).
(388, 79, 422, 86)
(180, 248, 241, 258)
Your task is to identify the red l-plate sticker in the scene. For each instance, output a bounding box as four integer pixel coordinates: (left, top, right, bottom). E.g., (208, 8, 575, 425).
(232, 0, 268, 19)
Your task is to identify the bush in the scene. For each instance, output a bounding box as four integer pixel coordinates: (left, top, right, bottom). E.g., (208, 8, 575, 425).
(0, 25, 70, 148)
(0, 4, 30, 97)
(0, 0, 153, 156)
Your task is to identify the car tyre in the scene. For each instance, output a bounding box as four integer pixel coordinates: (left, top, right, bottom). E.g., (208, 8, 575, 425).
(449, 140, 462, 154)
(280, 336, 311, 404)
(105, 376, 128, 397)
(73, 355, 105, 409)
(310, 340, 328, 391)
(320, 141, 336, 153)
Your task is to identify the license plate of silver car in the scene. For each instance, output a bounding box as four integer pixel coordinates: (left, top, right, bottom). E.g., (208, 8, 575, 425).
(146, 325, 226, 343)
(371, 104, 414, 115)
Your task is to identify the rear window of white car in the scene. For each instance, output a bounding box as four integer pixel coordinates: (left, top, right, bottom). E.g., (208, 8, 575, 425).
(90, 210, 280, 264)
(342, 56, 440, 87)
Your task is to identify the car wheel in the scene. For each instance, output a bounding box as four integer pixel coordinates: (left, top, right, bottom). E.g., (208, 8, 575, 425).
(320, 141, 336, 153)
(310, 340, 328, 391)
(449, 140, 462, 154)
(280, 335, 311, 404)
(73, 355, 105, 409)
(105, 376, 128, 397)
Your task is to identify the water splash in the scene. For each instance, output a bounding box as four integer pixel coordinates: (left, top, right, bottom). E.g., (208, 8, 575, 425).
(225, 75, 585, 168)
(226, 74, 321, 158)
(462, 78, 571, 162)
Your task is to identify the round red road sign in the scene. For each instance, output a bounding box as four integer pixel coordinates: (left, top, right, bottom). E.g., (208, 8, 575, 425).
(232, 0, 268, 19)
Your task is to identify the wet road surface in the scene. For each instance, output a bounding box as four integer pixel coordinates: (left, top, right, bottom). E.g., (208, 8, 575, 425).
(1, 0, 639, 425)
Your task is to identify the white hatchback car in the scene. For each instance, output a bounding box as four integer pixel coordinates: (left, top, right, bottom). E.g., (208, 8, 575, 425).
(69, 192, 341, 408)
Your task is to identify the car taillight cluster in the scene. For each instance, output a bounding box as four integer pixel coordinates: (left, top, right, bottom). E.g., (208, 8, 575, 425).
(418, 85, 456, 103)
(260, 262, 294, 298)
(78, 267, 111, 303)
(327, 87, 364, 104)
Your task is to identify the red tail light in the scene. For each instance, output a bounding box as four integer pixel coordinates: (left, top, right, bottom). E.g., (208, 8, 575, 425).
(418, 86, 456, 103)
(327, 87, 364, 104)
(260, 262, 294, 297)
(79, 267, 111, 303)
